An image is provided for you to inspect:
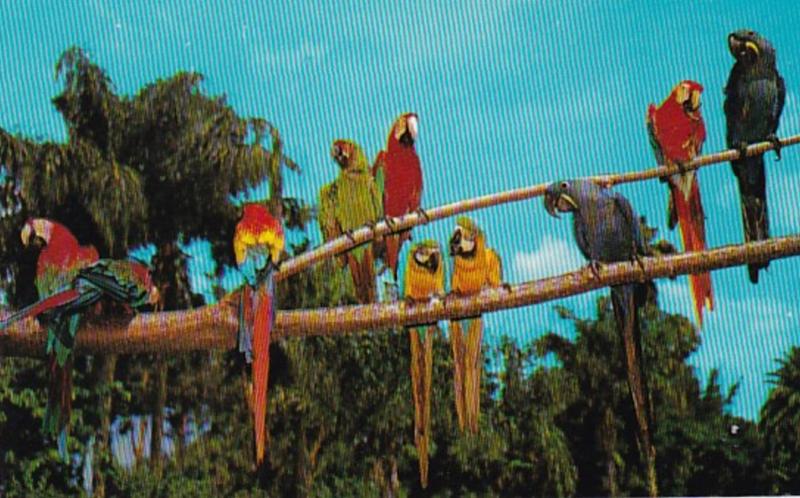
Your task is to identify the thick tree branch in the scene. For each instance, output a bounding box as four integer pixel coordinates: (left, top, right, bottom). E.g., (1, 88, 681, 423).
(277, 134, 800, 281)
(3, 235, 800, 357)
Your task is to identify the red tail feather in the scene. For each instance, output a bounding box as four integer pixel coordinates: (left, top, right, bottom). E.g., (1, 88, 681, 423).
(46, 355, 73, 437)
(252, 287, 272, 467)
(671, 178, 715, 327)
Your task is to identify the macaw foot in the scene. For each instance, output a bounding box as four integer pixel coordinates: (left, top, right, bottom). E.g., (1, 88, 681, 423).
(364, 220, 377, 231)
(631, 252, 647, 281)
(343, 229, 357, 244)
(735, 141, 749, 160)
(674, 160, 688, 175)
(767, 134, 782, 161)
(501, 282, 513, 292)
(404, 295, 419, 306)
(414, 207, 431, 223)
(383, 215, 398, 230)
(587, 260, 603, 280)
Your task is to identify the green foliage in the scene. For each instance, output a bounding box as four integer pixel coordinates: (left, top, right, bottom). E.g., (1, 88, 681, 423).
(760, 346, 800, 493)
(0, 45, 796, 497)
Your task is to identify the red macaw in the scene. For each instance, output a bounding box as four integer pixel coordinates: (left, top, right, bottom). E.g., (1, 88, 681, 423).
(647, 80, 714, 327)
(1, 246, 157, 458)
(373, 113, 424, 280)
(233, 203, 284, 469)
(14, 219, 98, 455)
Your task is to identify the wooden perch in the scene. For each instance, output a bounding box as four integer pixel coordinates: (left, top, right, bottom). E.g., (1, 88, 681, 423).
(276, 133, 800, 282)
(3, 234, 800, 357)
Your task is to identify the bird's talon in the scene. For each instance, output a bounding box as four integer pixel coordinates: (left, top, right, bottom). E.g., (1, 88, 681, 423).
(344, 230, 357, 244)
(501, 283, 513, 292)
(415, 207, 431, 223)
(767, 134, 782, 161)
(588, 260, 602, 280)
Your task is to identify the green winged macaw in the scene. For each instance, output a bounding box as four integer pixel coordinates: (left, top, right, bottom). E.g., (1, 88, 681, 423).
(402, 239, 445, 488)
(1, 250, 157, 458)
(448, 217, 503, 434)
(724, 29, 785, 283)
(372, 113, 424, 281)
(647, 80, 714, 327)
(319, 139, 383, 303)
(545, 179, 658, 497)
(233, 203, 284, 470)
(10, 218, 99, 456)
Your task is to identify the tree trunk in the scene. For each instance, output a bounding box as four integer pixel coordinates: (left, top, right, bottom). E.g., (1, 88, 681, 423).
(93, 354, 117, 498)
(150, 356, 167, 475)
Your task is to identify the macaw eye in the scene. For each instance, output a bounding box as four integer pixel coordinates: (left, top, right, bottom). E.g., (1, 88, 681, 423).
(560, 181, 569, 190)
(747, 30, 755, 37)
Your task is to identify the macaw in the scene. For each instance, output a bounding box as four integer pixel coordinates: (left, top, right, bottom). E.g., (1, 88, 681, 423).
(372, 113, 424, 280)
(403, 240, 445, 488)
(13, 219, 98, 456)
(448, 216, 503, 434)
(647, 80, 714, 327)
(319, 139, 383, 303)
(0, 257, 157, 457)
(724, 29, 785, 283)
(233, 203, 284, 469)
(544, 179, 658, 497)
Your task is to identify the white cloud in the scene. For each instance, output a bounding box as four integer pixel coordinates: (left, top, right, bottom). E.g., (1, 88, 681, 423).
(513, 234, 585, 280)
(261, 41, 328, 68)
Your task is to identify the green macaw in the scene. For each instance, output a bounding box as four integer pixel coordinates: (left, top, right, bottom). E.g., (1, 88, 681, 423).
(319, 139, 383, 303)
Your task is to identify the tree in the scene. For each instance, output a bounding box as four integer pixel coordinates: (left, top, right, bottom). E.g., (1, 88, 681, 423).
(760, 346, 800, 493)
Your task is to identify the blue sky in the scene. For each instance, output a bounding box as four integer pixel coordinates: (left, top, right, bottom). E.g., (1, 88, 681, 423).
(1, 0, 799, 419)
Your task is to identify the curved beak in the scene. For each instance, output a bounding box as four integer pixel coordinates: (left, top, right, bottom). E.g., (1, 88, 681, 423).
(428, 251, 439, 272)
(407, 114, 418, 141)
(20, 223, 32, 246)
(449, 230, 461, 256)
(544, 191, 560, 219)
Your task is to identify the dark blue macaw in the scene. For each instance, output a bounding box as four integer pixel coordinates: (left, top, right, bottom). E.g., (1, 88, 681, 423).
(724, 29, 785, 283)
(545, 178, 658, 496)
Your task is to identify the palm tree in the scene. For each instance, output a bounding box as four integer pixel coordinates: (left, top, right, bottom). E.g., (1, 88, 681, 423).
(760, 346, 800, 492)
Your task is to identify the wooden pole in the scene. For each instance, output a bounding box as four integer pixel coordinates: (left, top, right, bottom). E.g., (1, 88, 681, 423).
(2, 234, 799, 357)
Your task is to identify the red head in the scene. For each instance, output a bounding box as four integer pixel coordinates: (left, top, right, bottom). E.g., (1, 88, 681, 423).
(234, 204, 285, 266)
(669, 80, 704, 116)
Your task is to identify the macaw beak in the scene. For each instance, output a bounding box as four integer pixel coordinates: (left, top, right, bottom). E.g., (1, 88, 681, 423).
(449, 230, 461, 256)
(428, 251, 439, 273)
(544, 191, 577, 219)
(683, 90, 702, 114)
(331, 143, 347, 168)
(148, 286, 161, 306)
(728, 34, 759, 59)
(20, 223, 32, 246)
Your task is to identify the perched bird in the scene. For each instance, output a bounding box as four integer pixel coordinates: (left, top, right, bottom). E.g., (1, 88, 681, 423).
(448, 217, 503, 433)
(11, 218, 99, 457)
(319, 139, 383, 303)
(647, 80, 714, 327)
(0, 257, 157, 458)
(403, 240, 445, 488)
(724, 29, 785, 283)
(373, 113, 424, 280)
(544, 179, 658, 497)
(233, 203, 284, 470)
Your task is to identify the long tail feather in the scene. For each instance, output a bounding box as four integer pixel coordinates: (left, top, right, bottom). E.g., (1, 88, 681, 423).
(0, 289, 81, 331)
(44, 354, 73, 462)
(671, 177, 715, 327)
(732, 156, 769, 283)
(465, 318, 483, 434)
(409, 326, 434, 488)
(385, 231, 412, 281)
(348, 249, 377, 304)
(252, 278, 274, 468)
(449, 320, 466, 432)
(611, 284, 657, 497)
